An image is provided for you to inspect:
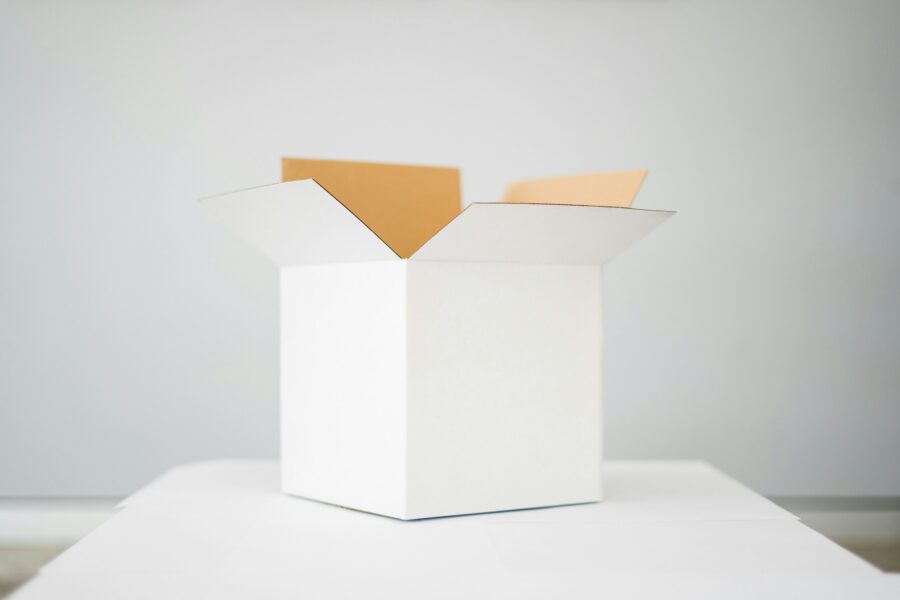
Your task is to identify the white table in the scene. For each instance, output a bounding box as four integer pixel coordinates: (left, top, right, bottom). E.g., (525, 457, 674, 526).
(13, 461, 900, 599)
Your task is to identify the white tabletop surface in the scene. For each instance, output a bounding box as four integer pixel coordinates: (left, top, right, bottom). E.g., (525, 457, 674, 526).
(13, 460, 900, 599)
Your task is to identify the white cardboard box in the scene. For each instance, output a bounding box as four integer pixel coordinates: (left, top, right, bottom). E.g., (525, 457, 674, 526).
(200, 159, 672, 519)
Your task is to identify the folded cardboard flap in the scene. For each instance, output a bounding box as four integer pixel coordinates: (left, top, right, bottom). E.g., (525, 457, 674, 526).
(282, 158, 461, 258)
(502, 170, 647, 208)
(199, 158, 672, 266)
(198, 180, 398, 266)
(409, 203, 672, 265)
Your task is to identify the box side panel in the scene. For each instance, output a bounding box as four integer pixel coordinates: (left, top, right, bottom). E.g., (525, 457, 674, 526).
(281, 261, 407, 518)
(406, 262, 601, 519)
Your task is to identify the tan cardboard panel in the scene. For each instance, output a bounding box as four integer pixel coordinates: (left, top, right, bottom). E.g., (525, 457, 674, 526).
(410, 202, 673, 265)
(198, 180, 398, 266)
(501, 170, 647, 208)
(282, 157, 461, 258)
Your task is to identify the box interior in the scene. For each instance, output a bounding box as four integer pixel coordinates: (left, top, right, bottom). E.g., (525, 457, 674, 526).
(198, 159, 672, 267)
(282, 157, 649, 258)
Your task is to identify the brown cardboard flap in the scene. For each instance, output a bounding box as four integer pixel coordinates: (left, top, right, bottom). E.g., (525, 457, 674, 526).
(282, 158, 461, 258)
(501, 170, 647, 208)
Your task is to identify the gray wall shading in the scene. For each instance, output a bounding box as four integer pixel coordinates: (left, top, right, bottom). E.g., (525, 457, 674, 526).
(1, 0, 898, 497)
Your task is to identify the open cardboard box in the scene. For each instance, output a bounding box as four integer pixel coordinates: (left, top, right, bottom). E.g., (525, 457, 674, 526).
(200, 158, 673, 520)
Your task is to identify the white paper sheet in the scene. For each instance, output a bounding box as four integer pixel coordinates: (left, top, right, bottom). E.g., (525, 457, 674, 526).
(18, 460, 895, 600)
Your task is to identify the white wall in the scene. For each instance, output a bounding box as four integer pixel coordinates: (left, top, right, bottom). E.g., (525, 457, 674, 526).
(1, 0, 898, 497)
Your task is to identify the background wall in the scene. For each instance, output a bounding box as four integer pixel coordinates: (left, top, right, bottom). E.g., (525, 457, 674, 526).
(1, 0, 898, 497)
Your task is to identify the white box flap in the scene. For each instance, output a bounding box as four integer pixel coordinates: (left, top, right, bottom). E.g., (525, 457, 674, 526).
(198, 180, 399, 266)
(410, 203, 674, 265)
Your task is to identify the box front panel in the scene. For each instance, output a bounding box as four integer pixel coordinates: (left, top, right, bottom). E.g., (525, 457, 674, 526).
(281, 261, 407, 518)
(406, 262, 602, 518)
